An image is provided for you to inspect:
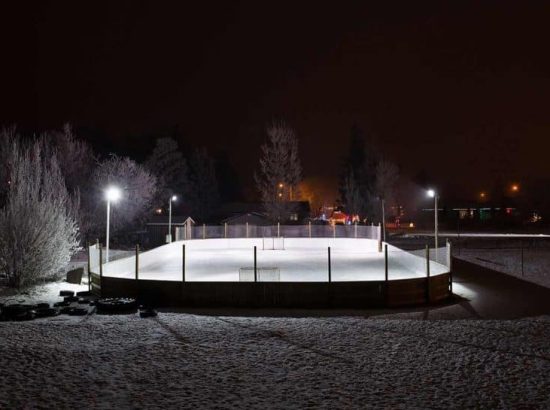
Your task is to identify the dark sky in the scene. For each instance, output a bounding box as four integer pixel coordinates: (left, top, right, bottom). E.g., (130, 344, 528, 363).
(2, 1, 550, 202)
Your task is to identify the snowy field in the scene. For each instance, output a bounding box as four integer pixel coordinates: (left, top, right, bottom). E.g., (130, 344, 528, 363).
(1, 312, 550, 409)
(455, 248, 550, 289)
(101, 238, 449, 282)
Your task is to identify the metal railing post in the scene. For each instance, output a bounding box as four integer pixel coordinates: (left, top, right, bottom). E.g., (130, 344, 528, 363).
(182, 244, 186, 282)
(87, 241, 91, 292)
(277, 222, 280, 238)
(254, 246, 257, 282)
(246, 222, 249, 238)
(308, 221, 312, 238)
(384, 244, 389, 305)
(135, 244, 139, 281)
(354, 222, 357, 238)
(426, 245, 430, 303)
(328, 246, 332, 282)
(99, 244, 103, 297)
(447, 239, 453, 295)
(203, 223, 206, 239)
(224, 222, 227, 238)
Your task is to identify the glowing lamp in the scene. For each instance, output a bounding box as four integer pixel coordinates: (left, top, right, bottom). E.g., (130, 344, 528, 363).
(105, 186, 121, 202)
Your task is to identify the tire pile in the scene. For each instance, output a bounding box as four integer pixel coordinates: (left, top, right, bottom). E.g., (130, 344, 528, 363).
(0, 290, 93, 321)
(1, 292, 157, 320)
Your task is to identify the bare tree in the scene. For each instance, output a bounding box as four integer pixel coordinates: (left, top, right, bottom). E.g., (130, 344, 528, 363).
(0, 135, 80, 288)
(91, 155, 157, 238)
(255, 120, 303, 221)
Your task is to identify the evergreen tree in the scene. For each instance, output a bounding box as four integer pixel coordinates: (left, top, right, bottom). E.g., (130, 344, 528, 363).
(144, 137, 189, 207)
(188, 147, 219, 221)
(254, 120, 303, 221)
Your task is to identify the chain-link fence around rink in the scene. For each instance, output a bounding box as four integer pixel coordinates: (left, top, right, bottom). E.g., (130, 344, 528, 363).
(187, 223, 381, 241)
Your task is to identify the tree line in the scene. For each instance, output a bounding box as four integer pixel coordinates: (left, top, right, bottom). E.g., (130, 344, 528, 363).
(0, 121, 398, 287)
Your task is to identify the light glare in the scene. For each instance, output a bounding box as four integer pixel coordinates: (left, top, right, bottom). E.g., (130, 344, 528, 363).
(105, 186, 121, 201)
(427, 189, 435, 198)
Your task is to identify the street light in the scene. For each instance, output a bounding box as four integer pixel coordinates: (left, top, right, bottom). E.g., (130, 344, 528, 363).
(427, 189, 438, 253)
(105, 186, 121, 263)
(167, 195, 177, 243)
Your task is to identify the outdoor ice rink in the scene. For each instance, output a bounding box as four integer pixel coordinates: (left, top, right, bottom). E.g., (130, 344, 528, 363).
(101, 238, 449, 282)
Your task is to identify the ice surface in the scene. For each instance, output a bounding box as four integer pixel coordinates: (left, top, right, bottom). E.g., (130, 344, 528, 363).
(101, 238, 449, 282)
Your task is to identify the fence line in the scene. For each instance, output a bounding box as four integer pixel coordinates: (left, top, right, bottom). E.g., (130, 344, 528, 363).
(176, 223, 381, 241)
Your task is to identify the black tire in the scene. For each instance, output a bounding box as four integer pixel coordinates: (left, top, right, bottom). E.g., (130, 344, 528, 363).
(139, 309, 158, 318)
(96, 298, 137, 314)
(14, 310, 36, 321)
(59, 290, 75, 297)
(77, 298, 90, 304)
(3, 304, 34, 319)
(76, 291, 92, 297)
(54, 301, 70, 307)
(36, 303, 50, 309)
(60, 306, 73, 314)
(64, 296, 79, 303)
(35, 307, 60, 318)
(68, 307, 88, 316)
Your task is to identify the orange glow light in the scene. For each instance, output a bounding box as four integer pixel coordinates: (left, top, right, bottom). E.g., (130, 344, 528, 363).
(511, 184, 519, 192)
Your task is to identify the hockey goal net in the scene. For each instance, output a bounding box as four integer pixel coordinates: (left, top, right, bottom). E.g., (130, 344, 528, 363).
(262, 237, 285, 250)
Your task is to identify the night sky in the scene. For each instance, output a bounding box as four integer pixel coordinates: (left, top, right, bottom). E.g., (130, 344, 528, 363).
(2, 1, 550, 202)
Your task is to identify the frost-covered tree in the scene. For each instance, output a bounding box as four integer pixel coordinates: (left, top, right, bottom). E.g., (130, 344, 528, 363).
(91, 155, 157, 237)
(188, 147, 219, 221)
(255, 120, 303, 221)
(40, 124, 97, 239)
(144, 137, 188, 208)
(0, 134, 80, 288)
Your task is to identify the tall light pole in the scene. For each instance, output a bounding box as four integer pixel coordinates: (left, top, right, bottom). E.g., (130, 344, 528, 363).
(427, 189, 438, 252)
(167, 195, 177, 243)
(105, 186, 121, 263)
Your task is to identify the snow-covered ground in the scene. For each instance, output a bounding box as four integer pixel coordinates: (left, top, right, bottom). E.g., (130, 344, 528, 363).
(100, 238, 449, 282)
(1, 313, 550, 409)
(455, 248, 550, 289)
(0, 281, 88, 306)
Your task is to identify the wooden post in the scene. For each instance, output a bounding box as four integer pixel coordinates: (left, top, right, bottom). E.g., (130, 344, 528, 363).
(203, 223, 206, 239)
(254, 246, 257, 282)
(87, 241, 91, 292)
(328, 246, 332, 282)
(354, 222, 357, 238)
(246, 222, 249, 238)
(426, 245, 430, 303)
(135, 244, 139, 280)
(333, 223, 336, 238)
(308, 221, 312, 238)
(224, 222, 227, 238)
(277, 222, 280, 238)
(182, 244, 186, 282)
